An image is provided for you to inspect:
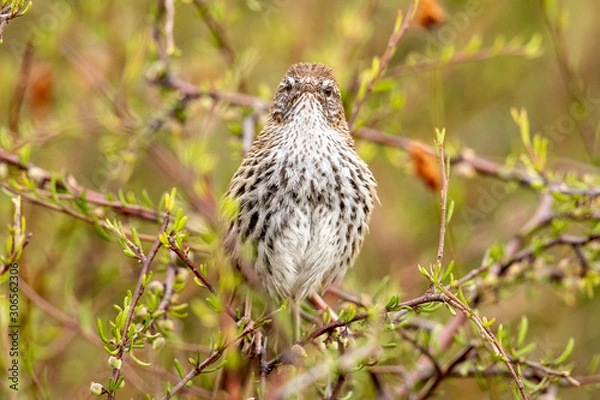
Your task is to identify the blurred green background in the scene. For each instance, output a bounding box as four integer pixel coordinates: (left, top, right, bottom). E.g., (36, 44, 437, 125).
(1, 0, 599, 398)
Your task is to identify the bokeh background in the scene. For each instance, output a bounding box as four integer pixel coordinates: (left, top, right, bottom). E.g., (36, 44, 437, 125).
(1, 0, 599, 398)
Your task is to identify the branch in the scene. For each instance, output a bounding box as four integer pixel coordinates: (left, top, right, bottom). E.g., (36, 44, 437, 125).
(386, 43, 541, 78)
(8, 40, 34, 136)
(0, 1, 31, 43)
(348, 3, 415, 129)
(537, 0, 598, 157)
(0, 148, 161, 221)
(435, 130, 449, 266)
(354, 127, 600, 196)
(166, 235, 238, 321)
(107, 214, 170, 400)
(499, 233, 600, 276)
(162, 319, 262, 399)
(191, 0, 236, 66)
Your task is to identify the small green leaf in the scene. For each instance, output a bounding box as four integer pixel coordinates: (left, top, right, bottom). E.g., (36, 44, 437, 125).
(393, 9, 404, 34)
(517, 317, 528, 347)
(371, 56, 381, 79)
(446, 200, 455, 224)
(97, 319, 110, 344)
(202, 360, 227, 374)
(442, 260, 455, 282)
(514, 342, 536, 358)
(551, 338, 575, 365)
(445, 304, 457, 316)
(492, 35, 506, 54)
(440, 45, 455, 63)
(130, 351, 152, 367)
(435, 128, 446, 147)
(123, 249, 137, 258)
(524, 33, 543, 58)
(464, 35, 483, 54)
(482, 317, 496, 328)
(131, 228, 141, 249)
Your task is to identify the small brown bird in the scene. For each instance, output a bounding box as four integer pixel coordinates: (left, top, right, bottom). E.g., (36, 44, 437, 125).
(224, 62, 377, 306)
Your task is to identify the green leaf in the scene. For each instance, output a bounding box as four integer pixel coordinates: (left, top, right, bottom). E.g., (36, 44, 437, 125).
(131, 228, 141, 249)
(513, 108, 530, 148)
(141, 189, 154, 208)
(442, 261, 455, 282)
(440, 45, 455, 63)
(514, 342, 536, 358)
(19, 144, 31, 165)
(370, 56, 381, 79)
(130, 351, 152, 367)
(517, 317, 528, 347)
(393, 9, 404, 34)
(123, 249, 137, 258)
(202, 360, 227, 374)
(551, 338, 575, 365)
(482, 316, 496, 328)
(164, 188, 177, 212)
(445, 304, 457, 316)
(97, 319, 110, 344)
(175, 215, 188, 232)
(93, 220, 112, 240)
(435, 128, 446, 147)
(386, 295, 400, 310)
(464, 35, 483, 54)
(524, 34, 543, 58)
(446, 200, 455, 224)
(492, 35, 506, 54)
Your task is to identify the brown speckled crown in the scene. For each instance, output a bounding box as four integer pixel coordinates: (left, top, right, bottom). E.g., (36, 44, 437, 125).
(285, 63, 337, 81)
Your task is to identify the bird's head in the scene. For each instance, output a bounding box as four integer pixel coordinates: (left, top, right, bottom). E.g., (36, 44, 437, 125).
(270, 63, 346, 129)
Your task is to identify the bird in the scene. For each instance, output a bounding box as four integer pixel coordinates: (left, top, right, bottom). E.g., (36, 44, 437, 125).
(224, 62, 377, 334)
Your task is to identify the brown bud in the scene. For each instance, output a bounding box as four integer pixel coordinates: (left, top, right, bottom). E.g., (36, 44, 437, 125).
(416, 0, 446, 30)
(410, 141, 441, 191)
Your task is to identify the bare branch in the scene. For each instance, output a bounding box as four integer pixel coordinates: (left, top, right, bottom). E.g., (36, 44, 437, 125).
(348, 3, 415, 129)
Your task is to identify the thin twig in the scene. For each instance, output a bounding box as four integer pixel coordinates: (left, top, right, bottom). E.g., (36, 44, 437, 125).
(162, 320, 260, 399)
(108, 214, 170, 400)
(8, 41, 34, 136)
(435, 133, 449, 266)
(164, 0, 176, 55)
(191, 0, 236, 66)
(416, 344, 475, 400)
(0, 148, 161, 221)
(386, 45, 539, 78)
(353, 127, 600, 196)
(498, 233, 600, 276)
(537, 0, 598, 157)
(348, 3, 415, 129)
(0, 183, 159, 244)
(166, 235, 238, 321)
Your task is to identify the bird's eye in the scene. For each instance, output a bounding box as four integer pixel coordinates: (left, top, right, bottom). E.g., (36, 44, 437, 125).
(323, 85, 333, 97)
(281, 77, 295, 93)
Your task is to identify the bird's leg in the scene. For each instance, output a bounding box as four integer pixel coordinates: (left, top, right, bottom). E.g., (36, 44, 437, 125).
(310, 293, 352, 350)
(310, 292, 339, 320)
(292, 299, 301, 343)
(244, 290, 252, 320)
